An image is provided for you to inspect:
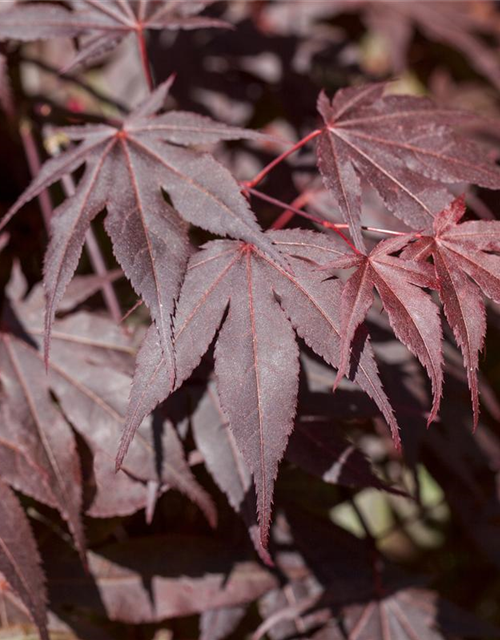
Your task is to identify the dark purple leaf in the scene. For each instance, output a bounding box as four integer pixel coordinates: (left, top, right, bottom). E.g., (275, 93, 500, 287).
(316, 84, 500, 242)
(1, 79, 279, 371)
(0, 479, 49, 640)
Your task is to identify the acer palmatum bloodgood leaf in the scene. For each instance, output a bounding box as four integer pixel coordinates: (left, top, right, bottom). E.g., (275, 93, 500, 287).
(362, 2, 500, 91)
(402, 196, 500, 429)
(0, 479, 49, 640)
(316, 84, 500, 243)
(191, 382, 272, 565)
(0, 333, 86, 560)
(56, 269, 123, 313)
(287, 420, 403, 495)
(121, 231, 400, 544)
(341, 587, 500, 640)
(1, 79, 279, 370)
(327, 235, 442, 427)
(1, 275, 212, 523)
(0, 1, 228, 69)
(200, 605, 247, 640)
(0, 54, 13, 119)
(0, 4, 84, 42)
(47, 535, 276, 624)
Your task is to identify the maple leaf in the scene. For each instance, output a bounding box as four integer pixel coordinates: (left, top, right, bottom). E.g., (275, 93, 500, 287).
(0, 1, 228, 70)
(47, 535, 277, 624)
(402, 196, 500, 430)
(191, 381, 271, 565)
(261, 3, 500, 93)
(119, 230, 399, 547)
(0, 54, 13, 119)
(284, 510, 499, 640)
(362, 2, 500, 91)
(287, 420, 404, 495)
(0, 79, 280, 376)
(0, 269, 216, 526)
(0, 322, 87, 560)
(340, 587, 500, 640)
(199, 605, 247, 640)
(0, 479, 49, 640)
(325, 235, 442, 427)
(316, 84, 500, 249)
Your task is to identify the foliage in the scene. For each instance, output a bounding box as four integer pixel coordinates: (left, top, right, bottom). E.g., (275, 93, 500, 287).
(0, 1, 500, 639)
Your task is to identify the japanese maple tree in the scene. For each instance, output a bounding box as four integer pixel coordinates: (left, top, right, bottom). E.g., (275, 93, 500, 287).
(0, 1, 500, 639)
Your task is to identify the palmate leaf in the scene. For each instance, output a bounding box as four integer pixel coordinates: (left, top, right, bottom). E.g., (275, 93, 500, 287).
(325, 236, 442, 427)
(287, 420, 404, 495)
(316, 84, 500, 249)
(0, 271, 216, 526)
(119, 230, 399, 548)
(278, 2, 500, 92)
(0, 479, 49, 640)
(340, 587, 500, 640)
(402, 196, 500, 429)
(0, 54, 13, 118)
(0, 1, 228, 70)
(0, 79, 280, 379)
(361, 2, 500, 91)
(47, 535, 276, 624)
(283, 510, 499, 640)
(200, 605, 247, 640)
(191, 381, 271, 565)
(0, 338, 87, 560)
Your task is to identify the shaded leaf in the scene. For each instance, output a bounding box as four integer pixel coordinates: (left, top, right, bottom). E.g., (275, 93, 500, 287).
(47, 536, 276, 624)
(200, 605, 247, 640)
(0, 333, 86, 560)
(0, 479, 49, 640)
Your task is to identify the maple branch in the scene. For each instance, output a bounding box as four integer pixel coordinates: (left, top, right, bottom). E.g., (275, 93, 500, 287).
(137, 29, 154, 92)
(271, 189, 318, 230)
(256, 185, 409, 238)
(19, 54, 129, 115)
(246, 186, 360, 253)
(120, 298, 144, 324)
(19, 122, 53, 231)
(243, 129, 322, 189)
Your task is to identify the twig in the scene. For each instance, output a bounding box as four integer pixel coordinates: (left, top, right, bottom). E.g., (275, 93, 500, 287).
(19, 54, 129, 115)
(243, 129, 322, 189)
(246, 186, 360, 253)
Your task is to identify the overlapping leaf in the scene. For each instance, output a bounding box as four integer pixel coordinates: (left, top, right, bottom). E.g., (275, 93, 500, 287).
(46, 535, 276, 624)
(0, 79, 279, 378)
(200, 605, 247, 640)
(0, 0, 228, 70)
(402, 196, 500, 429)
(287, 420, 403, 494)
(362, 2, 500, 91)
(283, 510, 499, 640)
(0, 271, 215, 526)
(316, 84, 500, 248)
(340, 587, 500, 640)
(120, 230, 399, 547)
(0, 479, 49, 640)
(262, 3, 500, 91)
(325, 235, 442, 429)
